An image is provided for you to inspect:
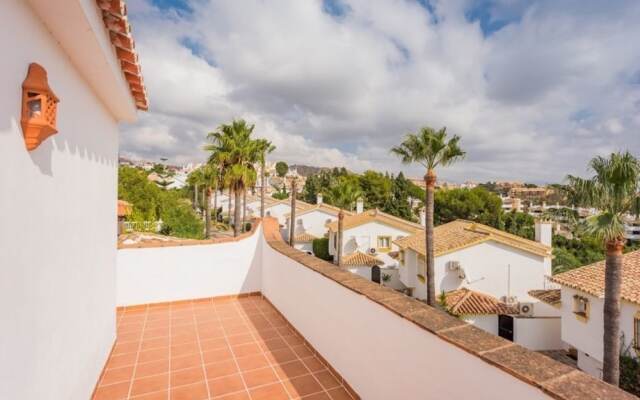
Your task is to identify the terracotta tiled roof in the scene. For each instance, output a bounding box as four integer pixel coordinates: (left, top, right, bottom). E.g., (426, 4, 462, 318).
(266, 199, 313, 212)
(394, 220, 551, 258)
(444, 288, 518, 316)
(550, 250, 640, 305)
(326, 209, 423, 233)
(294, 232, 317, 242)
(97, 0, 149, 110)
(117, 199, 132, 217)
(528, 289, 562, 307)
(342, 251, 383, 267)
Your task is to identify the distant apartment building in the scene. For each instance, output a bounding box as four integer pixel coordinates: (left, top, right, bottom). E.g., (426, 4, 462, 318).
(509, 186, 551, 204)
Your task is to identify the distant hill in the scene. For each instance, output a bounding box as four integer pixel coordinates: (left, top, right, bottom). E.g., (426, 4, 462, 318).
(289, 165, 331, 177)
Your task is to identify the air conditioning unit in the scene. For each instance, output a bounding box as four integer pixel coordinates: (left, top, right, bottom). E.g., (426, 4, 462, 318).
(501, 296, 518, 305)
(519, 302, 534, 317)
(447, 261, 461, 271)
(368, 247, 377, 255)
(457, 267, 467, 280)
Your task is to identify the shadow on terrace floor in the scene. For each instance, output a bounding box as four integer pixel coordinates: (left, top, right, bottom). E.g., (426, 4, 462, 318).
(93, 296, 357, 400)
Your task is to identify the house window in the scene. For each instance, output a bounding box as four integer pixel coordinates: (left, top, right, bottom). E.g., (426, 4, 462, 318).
(377, 236, 391, 251)
(634, 312, 640, 350)
(573, 295, 590, 321)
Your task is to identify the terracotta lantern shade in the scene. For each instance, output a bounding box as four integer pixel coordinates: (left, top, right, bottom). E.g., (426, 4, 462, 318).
(21, 63, 59, 151)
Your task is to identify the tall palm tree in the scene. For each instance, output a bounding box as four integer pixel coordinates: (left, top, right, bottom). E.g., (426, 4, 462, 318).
(205, 119, 260, 237)
(391, 126, 465, 306)
(256, 139, 275, 218)
(329, 179, 363, 266)
(201, 164, 218, 239)
(566, 152, 640, 386)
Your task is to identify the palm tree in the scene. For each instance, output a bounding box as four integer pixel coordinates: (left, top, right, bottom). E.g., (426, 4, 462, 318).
(391, 126, 465, 306)
(205, 119, 260, 237)
(256, 139, 275, 218)
(566, 152, 640, 386)
(201, 164, 218, 239)
(329, 179, 363, 266)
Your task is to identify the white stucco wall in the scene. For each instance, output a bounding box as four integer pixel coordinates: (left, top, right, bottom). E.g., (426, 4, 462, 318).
(261, 239, 554, 400)
(294, 241, 314, 254)
(264, 203, 291, 225)
(0, 2, 120, 398)
(331, 221, 413, 262)
(513, 317, 563, 350)
(290, 209, 336, 238)
(407, 241, 550, 306)
(560, 287, 639, 369)
(116, 228, 263, 306)
(463, 315, 499, 336)
(347, 266, 373, 281)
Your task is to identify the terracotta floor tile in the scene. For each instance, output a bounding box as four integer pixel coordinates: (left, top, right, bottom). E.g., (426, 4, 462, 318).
(253, 328, 280, 340)
(203, 347, 234, 364)
(171, 354, 202, 371)
(301, 357, 326, 373)
(231, 342, 262, 358)
(291, 344, 314, 358)
(171, 332, 198, 345)
(135, 359, 169, 378)
(171, 382, 209, 400)
(113, 341, 140, 355)
(200, 337, 228, 351)
(236, 353, 270, 371)
(171, 342, 200, 357)
(216, 390, 251, 400)
(205, 359, 238, 379)
(138, 348, 169, 364)
(107, 353, 137, 369)
(117, 331, 143, 343)
(171, 366, 205, 387)
(101, 365, 134, 386)
(249, 382, 289, 400)
(266, 348, 297, 364)
(327, 387, 352, 400)
(283, 374, 323, 398)
(131, 390, 169, 400)
(260, 337, 288, 352)
(242, 366, 279, 388)
(272, 360, 310, 380)
(199, 326, 226, 338)
(93, 381, 130, 400)
(208, 374, 245, 397)
(302, 393, 332, 400)
(314, 371, 340, 390)
(226, 333, 255, 346)
(143, 328, 169, 339)
(282, 334, 305, 346)
(130, 373, 169, 397)
(141, 337, 170, 351)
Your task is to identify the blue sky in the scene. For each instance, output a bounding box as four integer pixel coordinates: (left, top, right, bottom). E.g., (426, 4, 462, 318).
(122, 0, 640, 183)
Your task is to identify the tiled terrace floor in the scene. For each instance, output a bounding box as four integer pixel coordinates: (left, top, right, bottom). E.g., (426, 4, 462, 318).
(93, 296, 355, 400)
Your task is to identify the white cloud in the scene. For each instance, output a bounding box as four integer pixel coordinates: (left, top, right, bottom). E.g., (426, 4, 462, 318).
(122, 0, 640, 183)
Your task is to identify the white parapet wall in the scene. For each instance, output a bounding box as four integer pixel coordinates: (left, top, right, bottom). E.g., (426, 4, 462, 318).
(261, 235, 554, 400)
(116, 227, 263, 306)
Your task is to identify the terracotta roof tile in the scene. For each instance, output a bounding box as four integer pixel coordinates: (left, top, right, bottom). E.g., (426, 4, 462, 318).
(97, 0, 149, 110)
(294, 232, 318, 243)
(528, 289, 562, 307)
(117, 200, 132, 217)
(444, 288, 518, 316)
(394, 220, 551, 258)
(550, 249, 640, 305)
(326, 209, 423, 233)
(341, 251, 383, 267)
(286, 203, 352, 218)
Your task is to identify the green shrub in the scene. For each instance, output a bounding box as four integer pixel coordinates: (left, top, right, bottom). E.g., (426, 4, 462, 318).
(245, 222, 252, 232)
(620, 355, 640, 397)
(312, 238, 331, 261)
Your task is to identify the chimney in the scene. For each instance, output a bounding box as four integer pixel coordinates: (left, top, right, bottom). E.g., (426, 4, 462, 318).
(356, 197, 364, 214)
(419, 208, 426, 227)
(535, 219, 553, 247)
(317, 192, 323, 205)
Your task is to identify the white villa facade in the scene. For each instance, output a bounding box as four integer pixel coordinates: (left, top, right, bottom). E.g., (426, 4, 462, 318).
(1, 1, 147, 398)
(550, 251, 640, 379)
(395, 220, 561, 350)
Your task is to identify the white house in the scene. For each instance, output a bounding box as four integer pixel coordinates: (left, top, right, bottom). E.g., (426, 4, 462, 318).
(395, 220, 561, 350)
(549, 251, 640, 378)
(284, 194, 353, 247)
(0, 1, 147, 398)
(326, 208, 423, 282)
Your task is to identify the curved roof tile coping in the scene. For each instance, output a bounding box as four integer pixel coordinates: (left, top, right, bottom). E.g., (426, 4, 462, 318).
(261, 216, 635, 400)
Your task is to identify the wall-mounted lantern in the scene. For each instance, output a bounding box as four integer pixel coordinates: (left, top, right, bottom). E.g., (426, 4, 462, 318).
(21, 63, 59, 151)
